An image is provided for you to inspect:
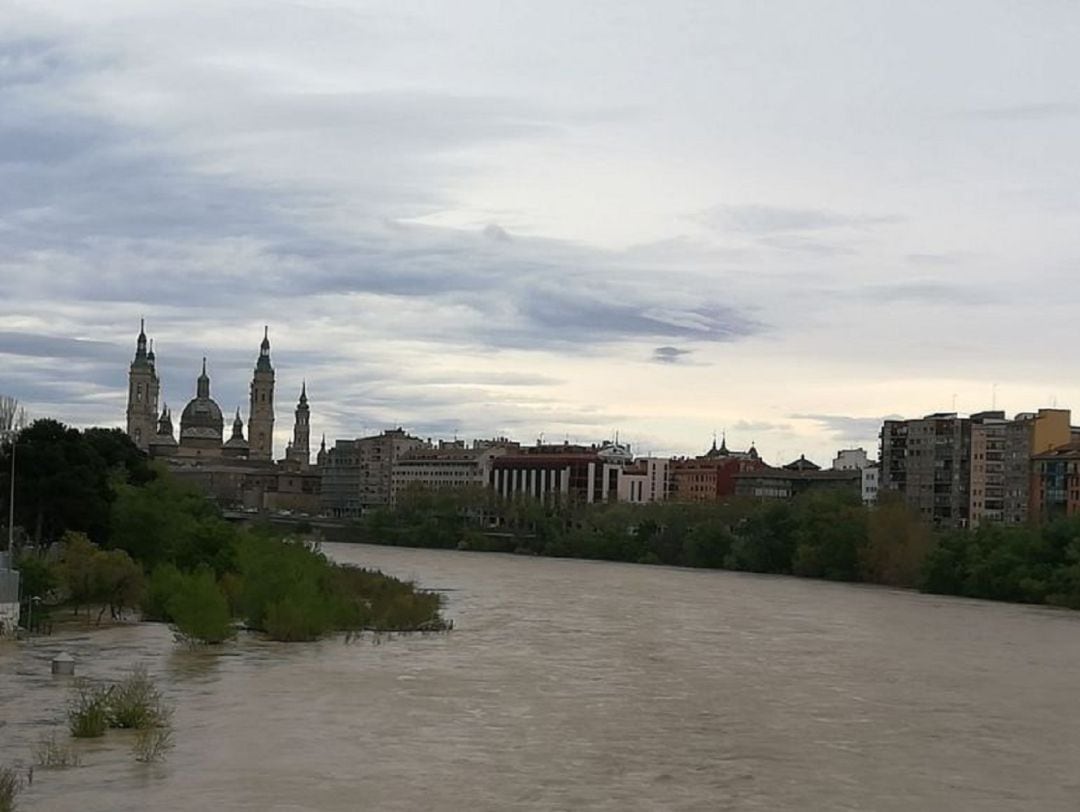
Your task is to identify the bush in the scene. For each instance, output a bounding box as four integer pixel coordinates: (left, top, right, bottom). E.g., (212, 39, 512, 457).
(31, 732, 82, 768)
(167, 571, 234, 644)
(109, 665, 170, 729)
(0, 764, 21, 812)
(67, 679, 110, 738)
(133, 726, 174, 763)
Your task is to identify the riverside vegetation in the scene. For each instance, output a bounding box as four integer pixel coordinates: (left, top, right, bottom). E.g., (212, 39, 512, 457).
(3, 419, 448, 643)
(361, 485, 1080, 610)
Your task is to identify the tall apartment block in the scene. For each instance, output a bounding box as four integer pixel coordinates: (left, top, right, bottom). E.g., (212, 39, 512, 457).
(1003, 409, 1071, 524)
(970, 412, 1007, 527)
(880, 412, 974, 528)
(882, 408, 1073, 529)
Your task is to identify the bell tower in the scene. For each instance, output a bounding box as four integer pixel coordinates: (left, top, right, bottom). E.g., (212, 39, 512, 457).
(248, 326, 275, 460)
(126, 319, 160, 451)
(286, 382, 311, 469)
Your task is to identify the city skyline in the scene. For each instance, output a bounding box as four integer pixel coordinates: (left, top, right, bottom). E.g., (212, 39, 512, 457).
(2, 1, 1078, 463)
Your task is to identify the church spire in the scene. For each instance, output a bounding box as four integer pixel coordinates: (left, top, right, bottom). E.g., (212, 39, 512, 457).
(197, 357, 210, 399)
(134, 318, 148, 361)
(256, 325, 273, 372)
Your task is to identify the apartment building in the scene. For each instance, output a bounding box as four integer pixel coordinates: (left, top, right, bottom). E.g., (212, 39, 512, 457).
(321, 428, 429, 518)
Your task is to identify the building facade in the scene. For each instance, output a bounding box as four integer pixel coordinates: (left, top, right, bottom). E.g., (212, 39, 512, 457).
(861, 463, 880, 506)
(880, 409, 1072, 528)
(1003, 409, 1071, 525)
(489, 442, 631, 505)
(618, 457, 672, 504)
(832, 448, 869, 471)
(391, 442, 509, 504)
(880, 412, 974, 529)
(734, 468, 861, 501)
(671, 437, 766, 502)
(1031, 442, 1080, 522)
(970, 413, 1007, 528)
(321, 429, 429, 518)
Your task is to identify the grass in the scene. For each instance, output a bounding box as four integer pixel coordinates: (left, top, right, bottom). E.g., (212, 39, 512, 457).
(0, 765, 21, 812)
(133, 727, 174, 763)
(31, 732, 82, 769)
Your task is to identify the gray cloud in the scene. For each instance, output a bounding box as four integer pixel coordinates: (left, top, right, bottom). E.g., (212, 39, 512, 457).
(855, 281, 998, 306)
(905, 253, 964, 266)
(651, 346, 692, 364)
(789, 414, 902, 447)
(963, 102, 1080, 122)
(731, 419, 792, 434)
(0, 331, 120, 361)
(699, 205, 900, 235)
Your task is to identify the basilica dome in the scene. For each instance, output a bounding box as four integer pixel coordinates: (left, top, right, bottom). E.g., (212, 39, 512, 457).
(179, 359, 224, 445)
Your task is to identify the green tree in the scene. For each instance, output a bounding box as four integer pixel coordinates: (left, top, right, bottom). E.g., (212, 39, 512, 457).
(860, 497, 932, 587)
(92, 548, 145, 622)
(59, 531, 100, 615)
(0, 420, 152, 545)
(167, 570, 235, 644)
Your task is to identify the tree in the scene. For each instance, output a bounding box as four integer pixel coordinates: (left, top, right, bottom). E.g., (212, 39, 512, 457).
(860, 497, 932, 587)
(167, 570, 234, 644)
(0, 420, 152, 545)
(92, 548, 145, 622)
(110, 474, 232, 572)
(59, 531, 100, 616)
(0, 394, 28, 440)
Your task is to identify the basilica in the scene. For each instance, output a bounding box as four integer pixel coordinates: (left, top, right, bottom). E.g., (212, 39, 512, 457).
(125, 321, 323, 511)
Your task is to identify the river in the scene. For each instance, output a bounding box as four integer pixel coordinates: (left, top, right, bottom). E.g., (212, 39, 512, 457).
(2, 543, 1080, 810)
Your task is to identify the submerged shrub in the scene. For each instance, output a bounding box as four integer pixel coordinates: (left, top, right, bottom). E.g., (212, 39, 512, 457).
(31, 732, 82, 768)
(0, 764, 21, 812)
(67, 679, 110, 738)
(108, 665, 171, 730)
(132, 726, 174, 763)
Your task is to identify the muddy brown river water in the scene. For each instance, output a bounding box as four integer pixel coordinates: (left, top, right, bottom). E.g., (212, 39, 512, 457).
(2, 542, 1080, 810)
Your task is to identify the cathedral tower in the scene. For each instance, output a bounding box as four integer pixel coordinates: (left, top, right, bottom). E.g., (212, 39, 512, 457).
(126, 319, 160, 451)
(248, 326, 275, 460)
(286, 382, 311, 469)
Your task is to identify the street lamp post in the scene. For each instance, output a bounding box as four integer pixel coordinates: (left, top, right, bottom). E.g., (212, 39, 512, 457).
(27, 595, 40, 642)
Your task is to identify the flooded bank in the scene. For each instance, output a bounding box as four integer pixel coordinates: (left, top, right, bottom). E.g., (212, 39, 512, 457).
(2, 542, 1080, 810)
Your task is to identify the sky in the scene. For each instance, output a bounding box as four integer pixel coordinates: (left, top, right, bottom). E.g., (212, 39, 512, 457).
(1, 0, 1078, 465)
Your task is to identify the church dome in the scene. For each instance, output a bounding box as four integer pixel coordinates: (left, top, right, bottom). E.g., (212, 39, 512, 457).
(180, 398, 224, 439)
(179, 359, 224, 444)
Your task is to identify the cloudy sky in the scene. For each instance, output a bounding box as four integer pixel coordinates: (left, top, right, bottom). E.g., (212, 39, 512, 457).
(1, 1, 1078, 464)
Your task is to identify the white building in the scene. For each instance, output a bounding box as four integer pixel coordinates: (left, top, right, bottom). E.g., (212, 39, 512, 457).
(0, 552, 20, 637)
(618, 457, 672, 503)
(862, 464, 880, 506)
(832, 448, 870, 471)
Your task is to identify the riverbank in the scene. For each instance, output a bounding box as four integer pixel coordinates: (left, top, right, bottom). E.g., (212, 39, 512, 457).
(356, 489, 1080, 612)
